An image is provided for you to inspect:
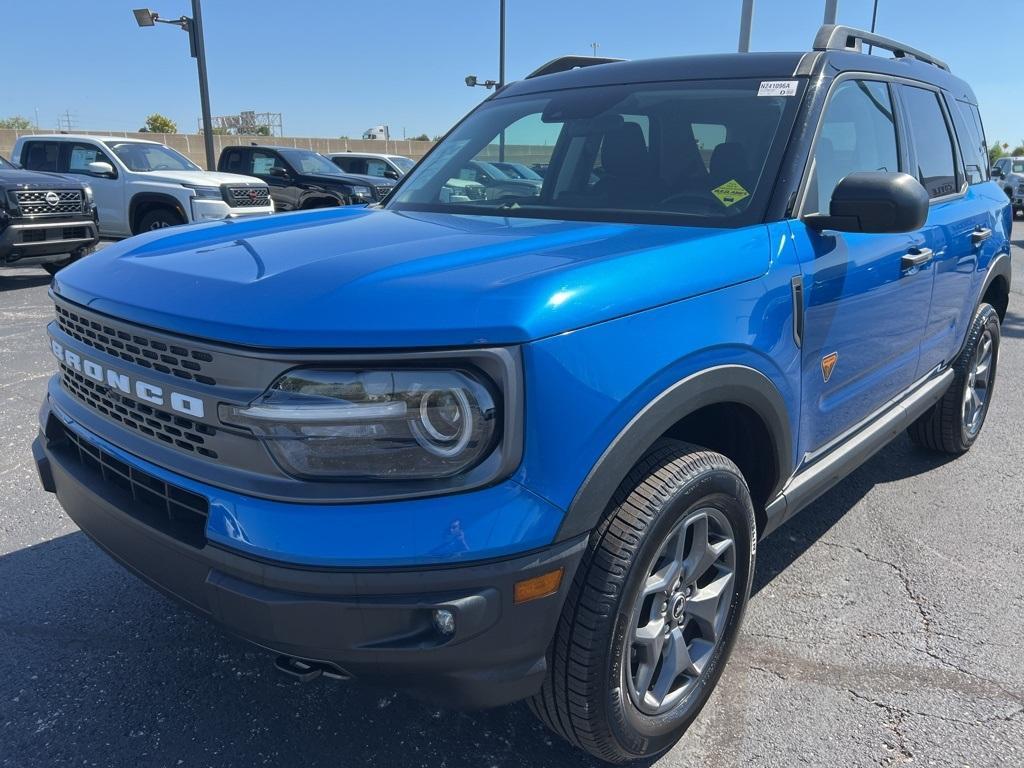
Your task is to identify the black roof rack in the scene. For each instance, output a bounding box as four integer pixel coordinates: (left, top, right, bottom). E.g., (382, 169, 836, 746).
(526, 55, 625, 79)
(813, 24, 950, 71)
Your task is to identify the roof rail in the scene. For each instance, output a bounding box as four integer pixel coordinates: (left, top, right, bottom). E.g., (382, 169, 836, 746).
(813, 24, 950, 72)
(526, 55, 625, 79)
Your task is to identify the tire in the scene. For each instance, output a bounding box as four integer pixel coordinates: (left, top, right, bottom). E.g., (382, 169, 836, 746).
(529, 439, 756, 763)
(136, 207, 184, 233)
(908, 303, 1000, 454)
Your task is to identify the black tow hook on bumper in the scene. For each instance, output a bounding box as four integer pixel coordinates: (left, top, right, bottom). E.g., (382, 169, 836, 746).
(274, 655, 351, 683)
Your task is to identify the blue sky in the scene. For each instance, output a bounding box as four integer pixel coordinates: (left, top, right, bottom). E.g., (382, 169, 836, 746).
(5, 0, 1021, 145)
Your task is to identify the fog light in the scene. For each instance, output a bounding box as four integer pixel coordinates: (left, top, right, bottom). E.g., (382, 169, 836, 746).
(433, 608, 456, 636)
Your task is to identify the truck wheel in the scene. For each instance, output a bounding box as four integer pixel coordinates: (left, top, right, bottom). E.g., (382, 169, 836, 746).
(529, 439, 755, 763)
(908, 303, 1000, 454)
(137, 208, 184, 233)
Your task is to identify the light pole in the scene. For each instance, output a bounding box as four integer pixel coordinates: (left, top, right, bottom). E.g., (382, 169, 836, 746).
(133, 2, 215, 170)
(823, 0, 838, 24)
(465, 1, 508, 161)
(738, 0, 754, 52)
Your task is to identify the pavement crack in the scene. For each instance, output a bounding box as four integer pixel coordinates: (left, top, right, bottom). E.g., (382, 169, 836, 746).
(847, 689, 913, 766)
(748, 664, 787, 681)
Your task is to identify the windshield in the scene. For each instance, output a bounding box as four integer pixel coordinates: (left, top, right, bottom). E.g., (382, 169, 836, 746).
(279, 149, 345, 176)
(494, 162, 543, 180)
(109, 142, 200, 172)
(391, 156, 415, 173)
(388, 78, 802, 226)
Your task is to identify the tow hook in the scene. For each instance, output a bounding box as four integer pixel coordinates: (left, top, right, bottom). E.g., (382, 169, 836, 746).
(274, 655, 351, 683)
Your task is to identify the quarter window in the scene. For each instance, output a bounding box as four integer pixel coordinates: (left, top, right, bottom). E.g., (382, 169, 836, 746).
(900, 85, 959, 198)
(806, 79, 899, 215)
(953, 100, 988, 184)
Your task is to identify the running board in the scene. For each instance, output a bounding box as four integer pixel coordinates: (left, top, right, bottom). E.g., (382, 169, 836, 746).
(762, 368, 954, 537)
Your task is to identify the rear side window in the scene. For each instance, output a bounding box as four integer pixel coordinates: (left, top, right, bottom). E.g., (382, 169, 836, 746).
(900, 85, 959, 198)
(20, 141, 60, 172)
(952, 100, 988, 184)
(806, 79, 899, 215)
(221, 149, 248, 174)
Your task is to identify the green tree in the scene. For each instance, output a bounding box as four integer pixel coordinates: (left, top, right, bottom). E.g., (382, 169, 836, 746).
(1013, 141, 1024, 157)
(410, 133, 430, 142)
(141, 113, 177, 134)
(0, 116, 33, 130)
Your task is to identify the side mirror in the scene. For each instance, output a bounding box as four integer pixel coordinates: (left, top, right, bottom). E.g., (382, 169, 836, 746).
(269, 166, 289, 179)
(804, 171, 929, 234)
(991, 167, 1003, 178)
(87, 161, 115, 178)
(384, 169, 400, 180)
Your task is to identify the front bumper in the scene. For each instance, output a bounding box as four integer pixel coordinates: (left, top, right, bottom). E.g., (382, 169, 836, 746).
(191, 198, 274, 223)
(0, 218, 99, 262)
(33, 405, 586, 709)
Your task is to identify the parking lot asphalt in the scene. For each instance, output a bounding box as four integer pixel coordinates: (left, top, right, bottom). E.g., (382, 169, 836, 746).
(1, 228, 1023, 768)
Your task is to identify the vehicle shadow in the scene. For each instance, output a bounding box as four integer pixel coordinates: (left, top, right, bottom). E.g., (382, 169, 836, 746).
(0, 272, 51, 292)
(0, 434, 955, 768)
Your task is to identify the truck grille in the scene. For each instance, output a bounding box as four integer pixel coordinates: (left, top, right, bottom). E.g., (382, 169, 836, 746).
(374, 185, 394, 200)
(55, 303, 217, 386)
(14, 189, 84, 216)
(224, 185, 271, 207)
(60, 364, 219, 459)
(51, 419, 209, 548)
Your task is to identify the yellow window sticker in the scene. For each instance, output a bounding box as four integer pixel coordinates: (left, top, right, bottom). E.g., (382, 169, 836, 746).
(711, 179, 750, 207)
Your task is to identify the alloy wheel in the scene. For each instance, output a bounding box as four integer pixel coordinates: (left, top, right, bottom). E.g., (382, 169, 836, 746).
(963, 328, 994, 436)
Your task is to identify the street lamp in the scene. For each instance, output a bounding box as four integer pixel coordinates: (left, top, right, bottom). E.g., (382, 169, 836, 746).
(133, 2, 215, 170)
(464, 75, 499, 89)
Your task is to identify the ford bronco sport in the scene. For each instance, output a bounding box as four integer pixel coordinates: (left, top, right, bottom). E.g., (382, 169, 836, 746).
(33, 26, 1011, 763)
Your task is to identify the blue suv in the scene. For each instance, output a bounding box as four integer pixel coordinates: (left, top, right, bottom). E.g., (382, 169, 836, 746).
(32, 25, 1011, 763)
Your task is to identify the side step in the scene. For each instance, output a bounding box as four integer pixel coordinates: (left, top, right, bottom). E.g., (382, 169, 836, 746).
(762, 368, 954, 537)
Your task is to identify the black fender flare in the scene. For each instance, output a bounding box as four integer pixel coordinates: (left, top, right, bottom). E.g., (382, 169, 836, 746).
(129, 192, 188, 233)
(554, 364, 793, 542)
(298, 190, 344, 209)
(980, 250, 1012, 307)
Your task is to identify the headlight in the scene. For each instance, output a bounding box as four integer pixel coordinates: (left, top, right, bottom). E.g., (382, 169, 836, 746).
(223, 368, 500, 480)
(185, 185, 222, 199)
(349, 185, 373, 200)
(82, 185, 94, 204)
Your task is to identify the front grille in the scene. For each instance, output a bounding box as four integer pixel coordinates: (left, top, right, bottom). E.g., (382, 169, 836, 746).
(374, 185, 394, 200)
(51, 419, 208, 548)
(14, 189, 84, 215)
(60, 364, 219, 459)
(62, 226, 88, 240)
(224, 185, 271, 208)
(55, 303, 217, 386)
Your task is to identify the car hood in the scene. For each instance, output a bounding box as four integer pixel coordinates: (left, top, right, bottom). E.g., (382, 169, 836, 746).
(0, 168, 84, 189)
(141, 170, 266, 187)
(53, 207, 771, 349)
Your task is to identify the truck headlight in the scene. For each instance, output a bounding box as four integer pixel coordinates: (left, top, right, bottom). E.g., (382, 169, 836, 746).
(186, 185, 223, 199)
(223, 368, 500, 480)
(82, 185, 94, 205)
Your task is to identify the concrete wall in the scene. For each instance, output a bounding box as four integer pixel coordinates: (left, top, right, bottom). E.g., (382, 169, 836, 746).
(0, 129, 437, 167)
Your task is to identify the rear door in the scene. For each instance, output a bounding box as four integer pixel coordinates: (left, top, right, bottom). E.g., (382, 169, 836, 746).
(896, 84, 984, 376)
(789, 77, 933, 458)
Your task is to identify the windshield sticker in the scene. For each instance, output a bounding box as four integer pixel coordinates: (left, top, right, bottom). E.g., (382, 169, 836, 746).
(711, 179, 750, 207)
(758, 80, 798, 97)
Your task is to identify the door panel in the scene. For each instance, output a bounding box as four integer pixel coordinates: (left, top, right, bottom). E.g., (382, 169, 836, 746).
(64, 142, 126, 236)
(793, 77, 931, 459)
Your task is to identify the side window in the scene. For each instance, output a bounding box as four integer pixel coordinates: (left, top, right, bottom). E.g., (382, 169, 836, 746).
(366, 159, 390, 177)
(806, 79, 899, 214)
(221, 149, 246, 174)
(66, 143, 111, 175)
(954, 100, 987, 183)
(20, 141, 61, 172)
(252, 150, 283, 176)
(900, 85, 959, 199)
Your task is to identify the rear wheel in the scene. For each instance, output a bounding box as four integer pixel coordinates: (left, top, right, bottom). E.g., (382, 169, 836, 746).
(529, 440, 755, 763)
(908, 303, 1000, 454)
(137, 207, 184, 233)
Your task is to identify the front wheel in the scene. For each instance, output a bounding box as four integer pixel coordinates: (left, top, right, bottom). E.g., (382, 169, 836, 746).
(529, 440, 756, 763)
(908, 303, 1000, 454)
(137, 207, 184, 233)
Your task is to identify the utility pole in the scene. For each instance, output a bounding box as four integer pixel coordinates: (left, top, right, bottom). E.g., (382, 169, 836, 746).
(823, 0, 838, 24)
(591, 42, 599, 56)
(738, 0, 754, 52)
(498, 0, 507, 162)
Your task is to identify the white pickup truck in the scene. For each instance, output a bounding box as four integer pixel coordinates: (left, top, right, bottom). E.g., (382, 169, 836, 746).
(12, 135, 273, 236)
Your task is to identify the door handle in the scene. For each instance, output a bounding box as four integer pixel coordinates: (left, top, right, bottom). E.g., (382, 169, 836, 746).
(971, 227, 992, 246)
(901, 248, 933, 271)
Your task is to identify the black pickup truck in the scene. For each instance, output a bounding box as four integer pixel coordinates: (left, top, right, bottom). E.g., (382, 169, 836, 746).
(0, 155, 99, 274)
